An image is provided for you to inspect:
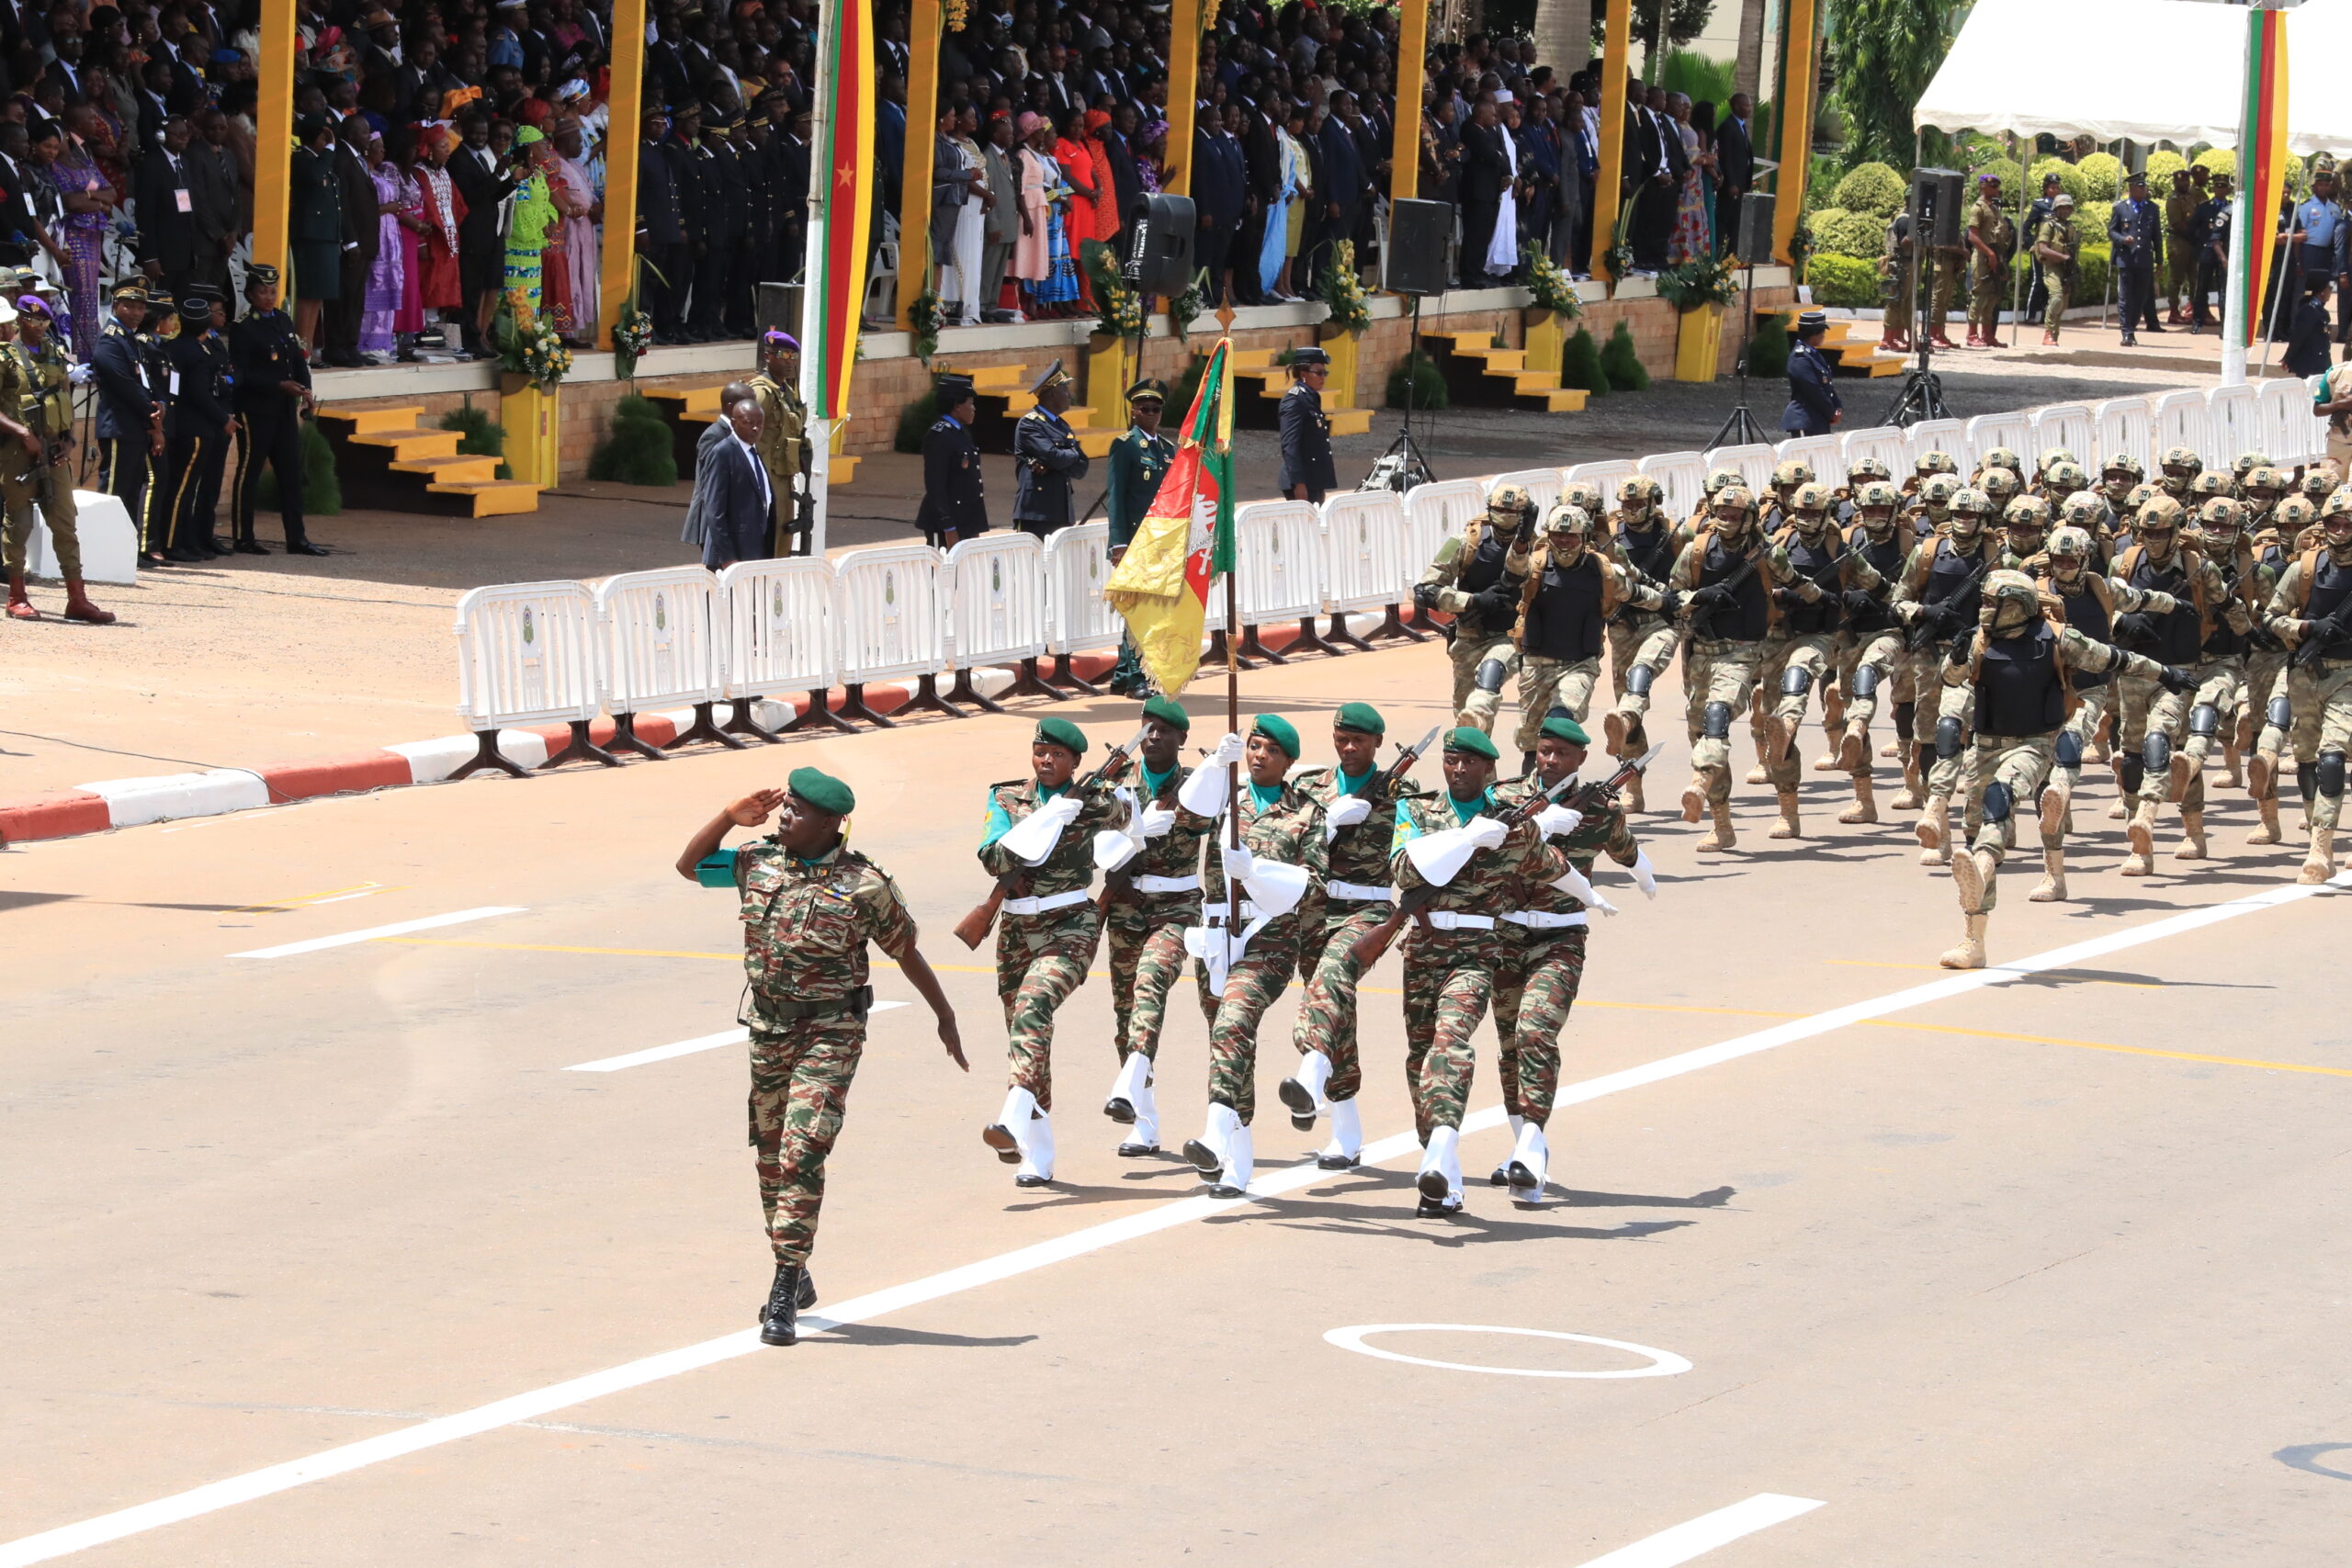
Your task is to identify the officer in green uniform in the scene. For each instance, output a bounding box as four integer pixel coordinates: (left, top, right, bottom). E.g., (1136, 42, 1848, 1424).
(746, 329, 809, 555)
(1879, 211, 1916, 352)
(676, 767, 966, 1348)
(2035, 194, 2079, 344)
(1965, 174, 2015, 347)
(4, 294, 110, 623)
(1103, 378, 1174, 696)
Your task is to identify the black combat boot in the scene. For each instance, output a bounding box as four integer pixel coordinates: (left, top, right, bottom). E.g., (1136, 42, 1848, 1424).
(759, 1262, 812, 1346)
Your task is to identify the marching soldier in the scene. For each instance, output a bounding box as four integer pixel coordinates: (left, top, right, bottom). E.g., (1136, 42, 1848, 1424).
(1176, 715, 1326, 1199)
(1600, 474, 1691, 810)
(162, 294, 233, 561)
(676, 769, 966, 1348)
(1095, 695, 1217, 1157)
(1758, 479, 1894, 838)
(1012, 360, 1088, 538)
(1103, 378, 1175, 696)
(1416, 479, 1534, 734)
(2246, 492, 2313, 845)
(94, 282, 163, 568)
(1998, 492, 2052, 569)
(1935, 571, 2187, 969)
(1504, 503, 1672, 772)
(229, 265, 325, 555)
(976, 716, 1126, 1187)
(2171, 496, 2272, 835)
(1277, 345, 1336, 504)
(2156, 446, 2201, 502)
(2033, 192, 2079, 346)
(1282, 703, 1427, 1171)
(1489, 714, 1654, 1204)
(746, 329, 809, 555)
(1831, 479, 1913, 823)
(1893, 485, 2004, 862)
(4, 294, 109, 623)
(1965, 173, 2015, 348)
(1387, 727, 1575, 1217)
(2264, 488, 2352, 884)
(914, 373, 988, 548)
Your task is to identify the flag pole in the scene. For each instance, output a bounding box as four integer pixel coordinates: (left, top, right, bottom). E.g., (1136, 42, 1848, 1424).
(798, 0, 839, 550)
(1216, 313, 1240, 969)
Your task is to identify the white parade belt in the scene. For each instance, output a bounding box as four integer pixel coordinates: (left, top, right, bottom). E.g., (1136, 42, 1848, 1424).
(1130, 874, 1202, 894)
(1325, 880, 1395, 902)
(1423, 910, 1496, 931)
(1002, 889, 1092, 917)
(1501, 909, 1589, 930)
(1204, 900, 1265, 923)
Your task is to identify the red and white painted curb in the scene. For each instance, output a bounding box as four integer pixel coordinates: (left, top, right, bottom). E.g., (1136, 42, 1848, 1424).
(2, 616, 1396, 847)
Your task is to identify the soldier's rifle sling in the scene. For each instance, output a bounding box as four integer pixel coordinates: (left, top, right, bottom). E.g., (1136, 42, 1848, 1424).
(1906, 547, 1996, 652)
(956, 728, 1146, 948)
(2290, 590, 2352, 670)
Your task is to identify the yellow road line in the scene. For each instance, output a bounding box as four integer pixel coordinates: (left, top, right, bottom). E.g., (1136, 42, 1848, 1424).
(235, 881, 395, 915)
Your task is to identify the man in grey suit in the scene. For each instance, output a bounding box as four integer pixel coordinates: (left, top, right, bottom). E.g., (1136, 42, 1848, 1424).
(701, 395, 776, 571)
(187, 108, 243, 302)
(979, 112, 1021, 321)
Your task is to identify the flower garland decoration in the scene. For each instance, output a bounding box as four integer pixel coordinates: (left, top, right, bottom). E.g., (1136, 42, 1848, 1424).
(1520, 243, 1584, 318)
(1656, 254, 1740, 313)
(612, 299, 654, 381)
(494, 288, 573, 391)
(1318, 240, 1370, 335)
(1080, 240, 1145, 338)
(1168, 266, 1206, 345)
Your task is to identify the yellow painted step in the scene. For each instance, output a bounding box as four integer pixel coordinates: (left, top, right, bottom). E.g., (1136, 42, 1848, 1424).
(1464, 350, 1530, 372)
(345, 427, 462, 460)
(831, 456, 859, 485)
(430, 479, 542, 516)
(1328, 407, 1374, 436)
(640, 383, 729, 415)
(390, 453, 503, 485)
(965, 364, 1032, 390)
(317, 404, 430, 436)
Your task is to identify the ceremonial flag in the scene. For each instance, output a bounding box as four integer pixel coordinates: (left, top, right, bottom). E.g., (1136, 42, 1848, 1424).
(1104, 339, 1237, 697)
(2237, 4, 2290, 350)
(805, 0, 875, 419)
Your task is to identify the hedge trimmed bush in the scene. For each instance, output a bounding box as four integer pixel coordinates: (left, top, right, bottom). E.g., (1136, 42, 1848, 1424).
(1384, 350, 1450, 411)
(1747, 312, 1792, 378)
(439, 402, 511, 479)
(1806, 253, 1880, 310)
(2144, 149, 2188, 189)
(1972, 158, 2024, 200)
(2030, 157, 2088, 205)
(1834, 162, 1907, 218)
(1807, 207, 1885, 260)
(1600, 320, 1649, 392)
(2077, 200, 2113, 241)
(2078, 152, 2124, 202)
(587, 396, 678, 486)
(2195, 148, 2235, 183)
(1561, 326, 1610, 396)
(894, 389, 939, 453)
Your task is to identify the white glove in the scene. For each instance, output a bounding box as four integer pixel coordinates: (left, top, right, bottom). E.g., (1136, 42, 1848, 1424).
(1322, 794, 1374, 841)
(1533, 803, 1584, 838)
(1176, 760, 1232, 818)
(1092, 827, 1142, 872)
(1204, 731, 1247, 767)
(1550, 862, 1617, 916)
(1239, 856, 1310, 918)
(996, 792, 1084, 865)
(1135, 803, 1177, 840)
(1464, 815, 1510, 852)
(1222, 844, 1255, 881)
(1629, 848, 1658, 898)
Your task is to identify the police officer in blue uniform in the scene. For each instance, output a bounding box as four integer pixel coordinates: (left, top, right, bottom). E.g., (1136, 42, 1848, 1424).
(915, 372, 988, 547)
(93, 281, 164, 566)
(2109, 169, 2165, 346)
(1781, 310, 1842, 439)
(1278, 344, 1336, 503)
(1012, 359, 1088, 537)
(229, 264, 326, 556)
(163, 292, 233, 559)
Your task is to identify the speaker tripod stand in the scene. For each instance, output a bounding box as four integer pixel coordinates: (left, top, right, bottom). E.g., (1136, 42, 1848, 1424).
(1365, 291, 1438, 491)
(1877, 248, 1952, 426)
(1709, 257, 1770, 448)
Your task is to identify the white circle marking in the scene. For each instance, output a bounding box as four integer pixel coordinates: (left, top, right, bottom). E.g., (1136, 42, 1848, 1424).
(1322, 1323, 1692, 1380)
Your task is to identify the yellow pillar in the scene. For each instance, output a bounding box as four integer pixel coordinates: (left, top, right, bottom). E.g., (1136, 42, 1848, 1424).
(252, 0, 295, 284)
(894, 0, 943, 331)
(597, 0, 646, 349)
(1770, 0, 1818, 266)
(1165, 0, 1200, 201)
(1388, 0, 1427, 215)
(1589, 0, 1631, 283)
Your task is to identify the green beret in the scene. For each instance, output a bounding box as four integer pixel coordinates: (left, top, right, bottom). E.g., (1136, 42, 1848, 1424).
(1251, 713, 1301, 758)
(1141, 694, 1190, 732)
(788, 766, 855, 817)
(1035, 716, 1089, 756)
(1540, 712, 1590, 746)
(1442, 725, 1500, 761)
(1332, 701, 1385, 738)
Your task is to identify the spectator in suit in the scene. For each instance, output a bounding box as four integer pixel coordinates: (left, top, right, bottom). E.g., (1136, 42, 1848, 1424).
(1102, 100, 1144, 254)
(700, 393, 775, 571)
(1714, 92, 1754, 255)
(679, 379, 755, 554)
(979, 110, 1021, 321)
(1193, 101, 1245, 306)
(1316, 91, 1366, 288)
(1517, 92, 1565, 268)
(322, 114, 379, 367)
(187, 108, 241, 301)
(1457, 96, 1509, 287)
(133, 113, 197, 300)
(446, 106, 518, 356)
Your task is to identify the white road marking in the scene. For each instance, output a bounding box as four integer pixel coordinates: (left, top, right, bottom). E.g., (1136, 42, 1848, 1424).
(1323, 1324, 1691, 1379)
(564, 1005, 910, 1073)
(226, 907, 526, 959)
(6, 875, 2338, 1567)
(1572, 1494, 1826, 1567)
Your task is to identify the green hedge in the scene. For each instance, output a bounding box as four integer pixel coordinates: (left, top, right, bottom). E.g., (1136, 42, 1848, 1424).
(1600, 320, 1649, 393)
(2030, 157, 2088, 205)
(2145, 150, 2188, 189)
(2077, 200, 2113, 241)
(1384, 350, 1450, 411)
(1747, 312, 1792, 378)
(1833, 162, 1907, 218)
(1807, 253, 1880, 309)
(254, 419, 343, 515)
(1971, 157, 2024, 200)
(1562, 326, 1610, 396)
(1807, 207, 1885, 260)
(894, 389, 939, 454)
(2012, 242, 2112, 309)
(2195, 148, 2235, 183)
(2078, 152, 2124, 202)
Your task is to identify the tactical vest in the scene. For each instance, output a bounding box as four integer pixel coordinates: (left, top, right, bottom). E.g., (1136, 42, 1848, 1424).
(2298, 547, 2352, 659)
(1973, 625, 2070, 739)
(1771, 525, 1845, 636)
(2050, 571, 2116, 687)
(1514, 547, 1615, 660)
(2117, 542, 2208, 664)
(1912, 530, 1994, 624)
(1843, 525, 1906, 633)
(2199, 538, 2257, 660)
(1614, 515, 1677, 587)
(1692, 525, 1770, 641)
(1455, 517, 1513, 597)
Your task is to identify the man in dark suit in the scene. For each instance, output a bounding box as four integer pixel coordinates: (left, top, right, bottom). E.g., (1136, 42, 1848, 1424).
(133, 114, 198, 301)
(187, 109, 241, 301)
(1714, 92, 1754, 255)
(1194, 104, 1245, 306)
(447, 107, 519, 356)
(689, 105, 746, 342)
(701, 395, 775, 570)
(1632, 85, 1686, 274)
(1317, 94, 1367, 289)
(322, 115, 379, 367)
(1517, 93, 1565, 266)
(1233, 93, 1282, 305)
(1457, 96, 1510, 286)
(1781, 311, 1843, 437)
(1102, 102, 1145, 254)
(2285, 276, 2335, 378)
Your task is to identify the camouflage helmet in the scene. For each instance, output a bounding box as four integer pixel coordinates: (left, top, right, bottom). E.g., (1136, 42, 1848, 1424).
(1615, 474, 1663, 508)
(2245, 465, 2289, 499)
(2197, 495, 2246, 539)
(2303, 465, 2343, 502)
(1711, 485, 1758, 518)
(1704, 466, 1746, 495)
(2102, 452, 2146, 484)
(2274, 494, 2320, 534)
(2323, 486, 2352, 520)
(1981, 446, 2024, 477)
(1980, 468, 2023, 505)
(1564, 479, 1606, 513)
(2233, 450, 2272, 478)
(1848, 455, 1893, 484)
(2058, 491, 2108, 531)
(2046, 525, 2097, 561)
(2036, 447, 2077, 476)
(2159, 446, 2203, 477)
(1919, 473, 1963, 510)
(2046, 461, 2092, 500)
(2124, 481, 2157, 513)
(2004, 494, 2052, 531)
(2138, 491, 2188, 533)
(1772, 458, 1815, 490)
(1544, 502, 1594, 536)
(1790, 480, 1836, 516)
(1915, 450, 1961, 479)
(1855, 479, 1904, 515)
(1983, 567, 2044, 624)
(1948, 486, 1994, 519)
(2188, 471, 2233, 502)
(1486, 480, 1533, 520)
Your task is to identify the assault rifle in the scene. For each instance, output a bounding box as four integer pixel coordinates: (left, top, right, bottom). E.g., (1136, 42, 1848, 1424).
(1904, 547, 1996, 652)
(1682, 537, 1769, 639)
(1350, 725, 1442, 816)
(2290, 586, 2352, 670)
(954, 726, 1143, 949)
(1344, 752, 1648, 970)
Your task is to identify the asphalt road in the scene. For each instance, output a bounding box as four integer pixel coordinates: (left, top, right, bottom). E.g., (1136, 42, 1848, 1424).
(6, 637, 2347, 1567)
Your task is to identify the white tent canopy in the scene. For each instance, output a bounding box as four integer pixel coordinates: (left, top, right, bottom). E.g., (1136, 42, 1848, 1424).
(1915, 0, 2352, 154)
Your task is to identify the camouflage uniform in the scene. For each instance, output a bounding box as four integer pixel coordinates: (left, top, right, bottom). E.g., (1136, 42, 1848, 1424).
(1289, 765, 1419, 1110)
(0, 336, 60, 577)
(1193, 778, 1327, 1125)
(2035, 208, 2078, 339)
(1417, 485, 1533, 733)
(1102, 761, 1217, 1066)
(1601, 482, 1697, 777)
(2264, 517, 2352, 883)
(2174, 501, 2274, 835)
(729, 837, 917, 1268)
(1757, 482, 1893, 834)
(1504, 505, 1669, 757)
(2245, 499, 2312, 841)
(978, 774, 1122, 1110)
(2164, 182, 2200, 319)
(1880, 214, 1917, 344)
(1665, 491, 1807, 847)
(2108, 514, 2246, 871)
(1891, 495, 2005, 857)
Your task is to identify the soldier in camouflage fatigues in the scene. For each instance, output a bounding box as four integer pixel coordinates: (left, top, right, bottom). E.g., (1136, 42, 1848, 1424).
(977, 716, 1126, 1186)
(1892, 485, 2004, 863)
(1179, 714, 1327, 1197)
(1879, 211, 1916, 352)
(1505, 502, 1672, 766)
(1416, 480, 1538, 733)
(1756, 480, 1894, 839)
(2245, 491, 2312, 846)
(1966, 175, 2016, 346)
(680, 767, 966, 1348)
(2164, 168, 2201, 324)
(1600, 474, 1691, 811)
(1282, 702, 1430, 1170)
(1388, 727, 1574, 1217)
(2264, 492, 2352, 884)
(2171, 497, 2275, 855)
(2034, 195, 2078, 344)
(1096, 695, 1219, 1156)
(1832, 480, 1914, 824)
(1488, 713, 1652, 1205)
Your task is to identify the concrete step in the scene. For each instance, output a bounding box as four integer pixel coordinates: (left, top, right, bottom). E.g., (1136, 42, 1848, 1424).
(427, 478, 543, 516)
(344, 427, 463, 461)
(1328, 407, 1374, 435)
(641, 383, 729, 415)
(316, 404, 429, 436)
(390, 453, 503, 485)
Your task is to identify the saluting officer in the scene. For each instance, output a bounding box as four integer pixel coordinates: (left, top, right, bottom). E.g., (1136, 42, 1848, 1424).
(1278, 344, 1336, 504)
(675, 767, 966, 1349)
(1012, 359, 1088, 537)
(229, 264, 326, 556)
(163, 293, 232, 561)
(1103, 378, 1173, 695)
(93, 282, 162, 567)
(914, 372, 988, 547)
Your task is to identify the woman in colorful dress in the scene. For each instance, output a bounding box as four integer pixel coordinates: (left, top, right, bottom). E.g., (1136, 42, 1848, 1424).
(501, 126, 559, 314)
(359, 128, 404, 359)
(413, 124, 466, 353)
(1052, 107, 1097, 307)
(51, 107, 116, 356)
(548, 115, 601, 344)
(1667, 94, 1713, 265)
(390, 128, 429, 360)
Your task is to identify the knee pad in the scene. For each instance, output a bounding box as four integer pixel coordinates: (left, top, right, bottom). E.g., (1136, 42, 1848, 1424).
(2322, 751, 2347, 799)
(1702, 701, 1733, 739)
(1625, 664, 1655, 697)
(1475, 658, 1508, 694)
(2269, 694, 2295, 731)
(2053, 729, 2083, 769)
(1934, 716, 1964, 761)
(1982, 780, 2013, 823)
(2188, 703, 2221, 739)
(1779, 665, 1813, 698)
(1849, 663, 1880, 700)
(2143, 731, 2171, 774)
(2300, 761, 2320, 804)
(2119, 756, 2146, 795)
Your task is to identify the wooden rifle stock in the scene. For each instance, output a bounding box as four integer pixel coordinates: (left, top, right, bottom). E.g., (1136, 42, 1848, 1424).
(954, 728, 1147, 950)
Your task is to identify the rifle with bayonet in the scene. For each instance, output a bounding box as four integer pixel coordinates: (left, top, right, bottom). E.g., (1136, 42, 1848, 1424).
(1351, 724, 1442, 817)
(954, 725, 1144, 949)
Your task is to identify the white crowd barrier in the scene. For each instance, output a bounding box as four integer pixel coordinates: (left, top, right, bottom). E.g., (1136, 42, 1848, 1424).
(1639, 450, 1707, 522)
(1703, 442, 1778, 497)
(1321, 491, 1413, 618)
(1905, 418, 1968, 475)
(718, 557, 836, 705)
(944, 533, 1050, 672)
(1404, 477, 1487, 570)
(2095, 396, 2152, 468)
(2030, 402, 2096, 464)
(1491, 465, 1565, 514)
(1044, 522, 1121, 661)
(2206, 384, 2263, 463)
(1965, 412, 2032, 465)
(455, 581, 601, 731)
(1565, 457, 1639, 502)
(1839, 426, 1910, 486)
(1230, 500, 1326, 632)
(596, 567, 722, 719)
(2262, 376, 2325, 463)
(2150, 389, 2208, 460)
(1773, 434, 1843, 487)
(833, 545, 950, 689)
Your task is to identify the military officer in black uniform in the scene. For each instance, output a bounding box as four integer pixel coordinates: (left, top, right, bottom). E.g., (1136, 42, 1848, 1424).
(1781, 310, 1843, 438)
(914, 372, 988, 547)
(1012, 359, 1088, 537)
(637, 105, 693, 344)
(92, 281, 164, 567)
(162, 293, 233, 560)
(690, 104, 747, 342)
(1278, 344, 1336, 504)
(229, 265, 326, 556)
(1104, 378, 1175, 695)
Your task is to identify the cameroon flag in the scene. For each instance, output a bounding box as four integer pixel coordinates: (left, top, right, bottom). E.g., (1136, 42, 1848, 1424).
(2237, 5, 2290, 350)
(807, 0, 875, 419)
(1104, 339, 1237, 696)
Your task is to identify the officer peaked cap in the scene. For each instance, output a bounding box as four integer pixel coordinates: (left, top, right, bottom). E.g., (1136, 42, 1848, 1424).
(1289, 345, 1330, 367)
(1035, 716, 1089, 755)
(1332, 701, 1385, 737)
(1443, 725, 1500, 761)
(788, 766, 855, 817)
(1031, 359, 1071, 395)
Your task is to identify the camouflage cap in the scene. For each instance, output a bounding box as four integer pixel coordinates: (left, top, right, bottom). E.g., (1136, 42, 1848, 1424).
(2160, 445, 2203, 474)
(2233, 449, 2272, 476)
(1848, 456, 1893, 482)
(2188, 471, 2232, 501)
(1981, 468, 2022, 502)
(2125, 481, 2158, 512)
(2059, 491, 2108, 528)
(2304, 466, 2343, 501)
(2323, 487, 2352, 520)
(2036, 446, 2077, 474)
(2274, 494, 2319, 531)
(2045, 460, 2090, 494)
(1614, 474, 1656, 505)
(1563, 479, 1605, 513)
(1711, 485, 1758, 517)
(2245, 465, 2288, 494)
(2198, 496, 2246, 531)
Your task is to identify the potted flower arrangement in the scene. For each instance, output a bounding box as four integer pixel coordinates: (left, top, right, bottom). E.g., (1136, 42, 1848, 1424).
(1657, 254, 1740, 382)
(1520, 242, 1584, 375)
